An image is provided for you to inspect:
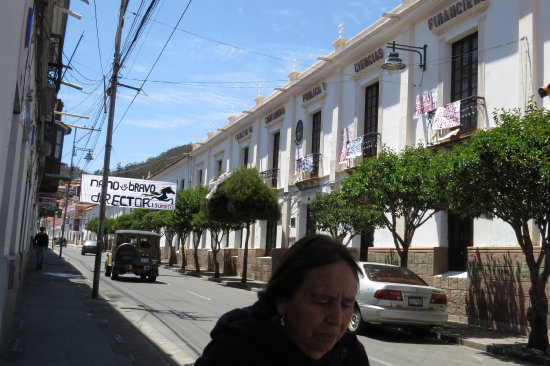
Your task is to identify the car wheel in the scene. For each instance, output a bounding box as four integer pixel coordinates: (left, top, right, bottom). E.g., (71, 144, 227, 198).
(81, 250, 85, 255)
(105, 267, 111, 277)
(140, 274, 147, 281)
(148, 275, 157, 283)
(410, 326, 432, 338)
(111, 269, 119, 280)
(348, 303, 365, 334)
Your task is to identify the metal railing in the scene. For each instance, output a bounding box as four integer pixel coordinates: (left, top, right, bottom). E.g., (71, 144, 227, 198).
(260, 168, 279, 187)
(427, 96, 486, 145)
(295, 153, 321, 179)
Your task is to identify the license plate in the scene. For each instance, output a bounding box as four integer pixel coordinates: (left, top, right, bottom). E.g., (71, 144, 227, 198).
(408, 297, 423, 307)
(140, 258, 149, 263)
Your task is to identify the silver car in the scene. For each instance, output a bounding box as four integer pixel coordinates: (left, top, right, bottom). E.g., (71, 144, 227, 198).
(349, 262, 448, 336)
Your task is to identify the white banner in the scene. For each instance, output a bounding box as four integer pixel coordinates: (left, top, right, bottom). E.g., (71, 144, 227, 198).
(80, 174, 176, 210)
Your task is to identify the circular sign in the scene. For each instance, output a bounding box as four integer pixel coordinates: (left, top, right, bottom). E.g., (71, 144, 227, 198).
(295, 120, 303, 146)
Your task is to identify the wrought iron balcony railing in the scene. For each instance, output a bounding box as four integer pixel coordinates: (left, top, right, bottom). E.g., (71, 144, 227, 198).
(295, 153, 321, 180)
(427, 96, 486, 145)
(260, 168, 279, 188)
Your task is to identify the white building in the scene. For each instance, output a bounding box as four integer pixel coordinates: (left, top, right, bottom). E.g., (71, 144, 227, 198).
(146, 0, 550, 329)
(0, 0, 72, 343)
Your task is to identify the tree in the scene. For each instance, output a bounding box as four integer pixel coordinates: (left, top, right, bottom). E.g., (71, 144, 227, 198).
(86, 216, 116, 250)
(151, 210, 178, 266)
(205, 213, 243, 278)
(342, 144, 445, 267)
(309, 188, 383, 246)
(175, 185, 210, 272)
(86, 217, 99, 233)
(208, 167, 281, 283)
(444, 102, 550, 351)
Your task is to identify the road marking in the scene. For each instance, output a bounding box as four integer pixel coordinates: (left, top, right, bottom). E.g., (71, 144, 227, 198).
(369, 356, 395, 366)
(185, 290, 211, 301)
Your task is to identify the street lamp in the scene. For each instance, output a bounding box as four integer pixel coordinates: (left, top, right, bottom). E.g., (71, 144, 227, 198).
(381, 41, 427, 75)
(58, 126, 98, 258)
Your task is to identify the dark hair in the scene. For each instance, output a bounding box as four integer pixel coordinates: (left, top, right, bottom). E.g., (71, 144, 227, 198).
(39, 227, 45, 231)
(258, 234, 361, 315)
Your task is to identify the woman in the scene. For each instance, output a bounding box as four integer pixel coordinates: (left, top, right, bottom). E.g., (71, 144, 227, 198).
(195, 234, 369, 365)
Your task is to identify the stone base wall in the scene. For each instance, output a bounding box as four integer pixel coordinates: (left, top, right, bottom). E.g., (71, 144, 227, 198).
(463, 247, 550, 334)
(367, 247, 448, 286)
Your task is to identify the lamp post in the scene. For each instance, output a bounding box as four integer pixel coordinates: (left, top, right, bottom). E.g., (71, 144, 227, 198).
(58, 126, 96, 258)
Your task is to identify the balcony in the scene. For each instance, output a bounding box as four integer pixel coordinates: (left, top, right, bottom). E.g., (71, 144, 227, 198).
(295, 153, 321, 190)
(342, 132, 381, 170)
(260, 168, 279, 188)
(427, 96, 486, 145)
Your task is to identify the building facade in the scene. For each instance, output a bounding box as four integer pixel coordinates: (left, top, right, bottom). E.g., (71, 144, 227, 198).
(0, 0, 71, 343)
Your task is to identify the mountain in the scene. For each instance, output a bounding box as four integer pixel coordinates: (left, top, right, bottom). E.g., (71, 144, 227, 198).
(71, 144, 193, 179)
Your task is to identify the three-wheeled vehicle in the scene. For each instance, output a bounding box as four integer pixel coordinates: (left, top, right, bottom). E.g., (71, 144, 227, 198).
(105, 230, 161, 282)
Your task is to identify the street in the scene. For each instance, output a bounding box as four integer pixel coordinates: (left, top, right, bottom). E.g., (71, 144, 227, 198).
(62, 246, 530, 366)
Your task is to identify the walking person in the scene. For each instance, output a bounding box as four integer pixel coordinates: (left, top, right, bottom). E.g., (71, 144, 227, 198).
(33, 227, 49, 270)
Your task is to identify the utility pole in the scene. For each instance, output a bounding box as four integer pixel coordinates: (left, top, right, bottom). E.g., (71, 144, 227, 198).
(92, 0, 128, 299)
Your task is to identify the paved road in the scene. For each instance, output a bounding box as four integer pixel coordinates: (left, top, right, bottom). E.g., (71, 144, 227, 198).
(62, 247, 532, 366)
(62, 247, 257, 364)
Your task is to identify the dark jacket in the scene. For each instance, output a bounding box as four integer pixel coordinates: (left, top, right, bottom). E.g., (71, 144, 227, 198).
(195, 302, 369, 366)
(34, 232, 49, 247)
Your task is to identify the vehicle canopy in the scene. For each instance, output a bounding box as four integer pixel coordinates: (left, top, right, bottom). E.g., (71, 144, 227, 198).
(114, 230, 162, 249)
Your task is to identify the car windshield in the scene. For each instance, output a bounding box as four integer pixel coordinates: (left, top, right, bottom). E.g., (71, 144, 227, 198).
(85, 241, 97, 246)
(363, 264, 427, 286)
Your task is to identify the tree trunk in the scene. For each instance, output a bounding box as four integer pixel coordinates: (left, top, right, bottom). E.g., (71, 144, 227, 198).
(179, 234, 187, 271)
(527, 277, 550, 350)
(193, 231, 201, 273)
(241, 223, 249, 284)
(166, 232, 177, 266)
(213, 249, 220, 278)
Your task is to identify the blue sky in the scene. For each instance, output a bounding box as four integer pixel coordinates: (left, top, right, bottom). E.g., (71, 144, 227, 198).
(59, 0, 401, 174)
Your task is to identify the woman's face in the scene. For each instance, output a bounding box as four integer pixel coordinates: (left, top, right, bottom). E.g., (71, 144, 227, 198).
(276, 260, 357, 360)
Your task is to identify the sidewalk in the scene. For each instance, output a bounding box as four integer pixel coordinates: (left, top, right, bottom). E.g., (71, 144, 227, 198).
(0, 248, 178, 366)
(2, 250, 549, 366)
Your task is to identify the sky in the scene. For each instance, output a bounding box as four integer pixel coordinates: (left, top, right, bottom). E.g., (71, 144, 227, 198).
(59, 0, 402, 175)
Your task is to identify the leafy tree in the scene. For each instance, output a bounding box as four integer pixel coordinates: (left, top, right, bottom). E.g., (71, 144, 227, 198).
(309, 188, 383, 246)
(174, 189, 194, 270)
(342, 144, 445, 267)
(205, 213, 243, 278)
(151, 210, 178, 265)
(444, 102, 550, 351)
(175, 185, 210, 272)
(114, 213, 134, 231)
(208, 167, 281, 283)
(86, 217, 99, 233)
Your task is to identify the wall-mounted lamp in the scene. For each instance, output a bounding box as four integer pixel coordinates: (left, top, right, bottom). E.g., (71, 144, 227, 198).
(381, 41, 427, 75)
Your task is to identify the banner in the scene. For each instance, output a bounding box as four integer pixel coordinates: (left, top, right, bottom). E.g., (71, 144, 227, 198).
(80, 174, 176, 210)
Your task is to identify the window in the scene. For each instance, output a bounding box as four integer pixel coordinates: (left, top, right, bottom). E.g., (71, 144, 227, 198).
(364, 83, 379, 157)
(243, 147, 249, 167)
(198, 169, 203, 185)
(451, 32, 478, 130)
(311, 112, 321, 154)
(271, 132, 280, 186)
(265, 220, 277, 256)
(217, 160, 223, 176)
